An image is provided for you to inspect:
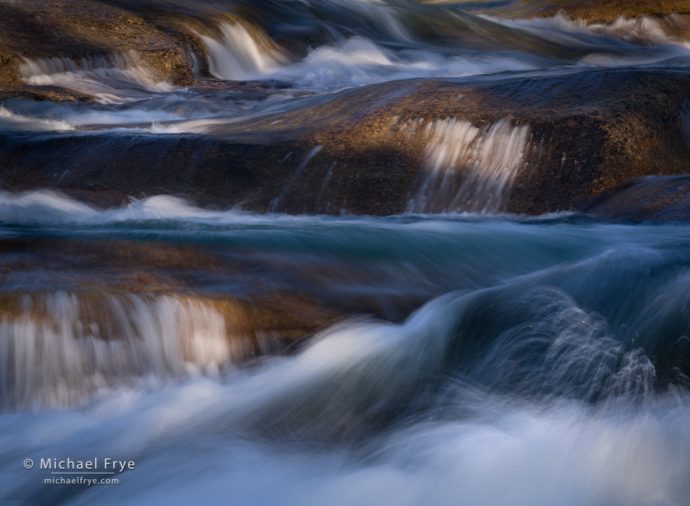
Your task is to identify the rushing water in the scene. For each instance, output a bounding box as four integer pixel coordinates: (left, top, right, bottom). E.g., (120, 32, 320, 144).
(408, 118, 534, 213)
(3, 0, 690, 504)
(0, 192, 689, 504)
(3, 1, 690, 134)
(3, 1, 690, 213)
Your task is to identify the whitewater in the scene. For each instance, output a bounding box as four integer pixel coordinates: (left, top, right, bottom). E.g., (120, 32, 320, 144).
(2, 1, 690, 505)
(0, 191, 688, 504)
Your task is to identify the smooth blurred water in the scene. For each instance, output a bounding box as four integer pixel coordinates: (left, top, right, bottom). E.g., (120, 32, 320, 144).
(3, 2, 690, 134)
(0, 192, 689, 504)
(3, 2, 690, 502)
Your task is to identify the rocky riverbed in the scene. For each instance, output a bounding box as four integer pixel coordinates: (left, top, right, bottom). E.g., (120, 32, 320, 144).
(3, 2, 690, 505)
(1, 0, 690, 218)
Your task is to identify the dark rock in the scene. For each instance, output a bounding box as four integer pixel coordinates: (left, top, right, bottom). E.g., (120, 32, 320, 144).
(582, 175, 690, 221)
(1, 68, 690, 215)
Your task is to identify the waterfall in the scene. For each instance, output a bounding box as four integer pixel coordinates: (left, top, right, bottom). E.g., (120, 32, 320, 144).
(408, 118, 532, 214)
(19, 51, 173, 104)
(0, 292, 272, 410)
(197, 20, 287, 81)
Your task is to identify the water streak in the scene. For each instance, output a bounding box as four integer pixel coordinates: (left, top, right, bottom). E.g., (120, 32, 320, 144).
(19, 51, 173, 104)
(0, 106, 74, 132)
(409, 118, 532, 213)
(271, 145, 324, 212)
(0, 292, 262, 409)
(197, 20, 287, 80)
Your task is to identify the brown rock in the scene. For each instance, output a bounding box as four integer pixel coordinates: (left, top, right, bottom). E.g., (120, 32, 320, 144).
(0, 0, 195, 88)
(485, 0, 690, 21)
(1, 68, 689, 215)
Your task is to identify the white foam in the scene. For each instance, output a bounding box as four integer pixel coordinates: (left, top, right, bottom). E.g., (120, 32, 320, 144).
(194, 13, 690, 92)
(9, 12, 690, 135)
(0, 191, 224, 225)
(0, 290, 688, 505)
(585, 16, 674, 45)
(0, 190, 348, 226)
(272, 36, 537, 91)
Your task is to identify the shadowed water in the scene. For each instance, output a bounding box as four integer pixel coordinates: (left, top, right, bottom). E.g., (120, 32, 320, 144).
(0, 192, 689, 504)
(2, 1, 690, 504)
(3, 1, 690, 134)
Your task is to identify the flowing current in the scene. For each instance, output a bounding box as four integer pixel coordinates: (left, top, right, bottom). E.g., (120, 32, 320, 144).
(3, 1, 690, 504)
(0, 192, 690, 505)
(4, 2, 690, 211)
(4, 1, 690, 137)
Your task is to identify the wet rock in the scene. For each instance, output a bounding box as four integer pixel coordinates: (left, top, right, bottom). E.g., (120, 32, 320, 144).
(529, 1, 690, 23)
(482, 1, 690, 22)
(2, 68, 690, 215)
(0, 237, 342, 353)
(582, 175, 690, 221)
(0, 85, 93, 103)
(0, 0, 196, 89)
(0, 235, 425, 334)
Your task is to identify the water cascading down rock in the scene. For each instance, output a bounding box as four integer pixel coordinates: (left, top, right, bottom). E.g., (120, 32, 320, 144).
(408, 119, 534, 213)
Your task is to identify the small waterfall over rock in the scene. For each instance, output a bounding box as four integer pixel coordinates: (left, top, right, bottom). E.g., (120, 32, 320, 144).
(408, 118, 533, 214)
(19, 51, 173, 104)
(0, 292, 279, 410)
(197, 20, 287, 81)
